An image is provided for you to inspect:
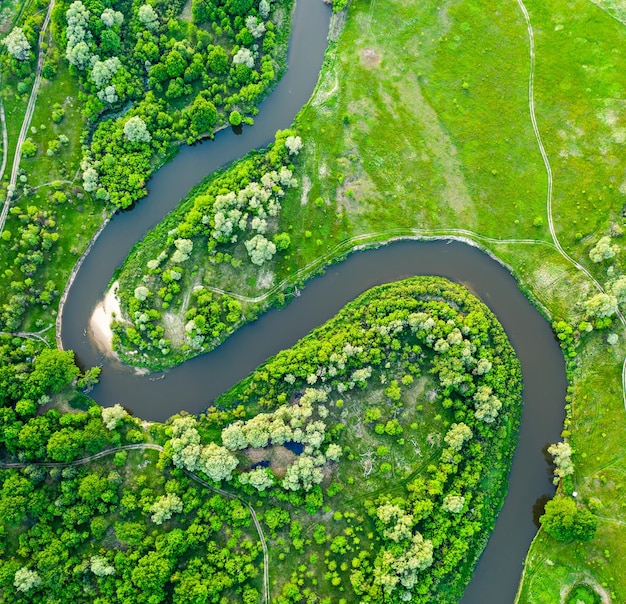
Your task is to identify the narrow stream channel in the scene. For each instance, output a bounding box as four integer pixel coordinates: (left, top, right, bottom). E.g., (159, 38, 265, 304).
(60, 2, 566, 601)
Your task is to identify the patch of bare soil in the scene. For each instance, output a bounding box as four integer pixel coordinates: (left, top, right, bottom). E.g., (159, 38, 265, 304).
(269, 445, 297, 478)
(360, 47, 381, 68)
(243, 444, 297, 478)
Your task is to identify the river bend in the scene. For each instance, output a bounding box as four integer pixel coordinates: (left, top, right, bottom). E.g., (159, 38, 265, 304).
(60, 2, 565, 602)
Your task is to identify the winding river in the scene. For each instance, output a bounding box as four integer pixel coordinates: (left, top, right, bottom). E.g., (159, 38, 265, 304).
(60, 2, 566, 602)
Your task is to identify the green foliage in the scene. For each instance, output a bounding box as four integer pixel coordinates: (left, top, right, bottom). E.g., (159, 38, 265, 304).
(54, 0, 294, 209)
(213, 276, 522, 601)
(229, 109, 243, 126)
(113, 130, 299, 366)
(540, 496, 598, 542)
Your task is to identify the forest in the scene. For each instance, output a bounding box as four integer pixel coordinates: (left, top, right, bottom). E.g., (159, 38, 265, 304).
(0, 276, 527, 602)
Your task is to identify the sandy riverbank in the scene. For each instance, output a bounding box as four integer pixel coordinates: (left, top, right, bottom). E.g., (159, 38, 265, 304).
(89, 280, 121, 358)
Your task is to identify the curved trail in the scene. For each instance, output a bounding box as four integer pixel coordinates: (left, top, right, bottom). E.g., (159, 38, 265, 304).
(201, 228, 556, 304)
(0, 0, 54, 237)
(515, 0, 626, 411)
(0, 322, 53, 344)
(0, 443, 272, 604)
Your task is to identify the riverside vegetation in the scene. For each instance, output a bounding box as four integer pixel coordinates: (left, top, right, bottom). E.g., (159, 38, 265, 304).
(0, 277, 523, 602)
(111, 0, 626, 601)
(2, 0, 626, 602)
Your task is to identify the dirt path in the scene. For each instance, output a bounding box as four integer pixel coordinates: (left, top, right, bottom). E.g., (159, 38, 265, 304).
(0, 322, 53, 344)
(0, 441, 272, 604)
(201, 228, 556, 304)
(0, 0, 54, 237)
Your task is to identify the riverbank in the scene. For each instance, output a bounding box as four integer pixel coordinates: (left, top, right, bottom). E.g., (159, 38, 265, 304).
(88, 281, 121, 359)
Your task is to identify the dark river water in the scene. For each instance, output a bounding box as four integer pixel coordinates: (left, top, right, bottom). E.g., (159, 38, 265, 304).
(60, 1, 566, 601)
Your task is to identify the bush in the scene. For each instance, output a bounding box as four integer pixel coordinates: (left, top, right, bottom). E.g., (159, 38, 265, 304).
(229, 110, 243, 126)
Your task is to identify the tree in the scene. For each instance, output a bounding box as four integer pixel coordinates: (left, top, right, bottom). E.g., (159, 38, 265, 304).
(232, 48, 254, 68)
(229, 110, 243, 126)
(225, 0, 254, 16)
(285, 135, 303, 155)
(240, 467, 274, 491)
(134, 285, 150, 300)
(3, 27, 31, 61)
(46, 427, 84, 461)
(27, 349, 80, 398)
(101, 8, 124, 27)
(473, 385, 502, 423)
(21, 138, 37, 157)
(589, 236, 618, 263)
(190, 97, 217, 134)
(82, 165, 99, 192)
(245, 16, 266, 38)
(91, 57, 121, 88)
(150, 493, 183, 524)
(77, 366, 101, 390)
(259, 0, 271, 19)
(443, 423, 473, 451)
(548, 441, 574, 485)
(138, 4, 159, 31)
(584, 292, 617, 318)
(207, 46, 229, 74)
(610, 276, 626, 306)
(221, 421, 248, 450)
(66, 40, 92, 69)
(90, 555, 115, 576)
(124, 116, 151, 143)
(244, 234, 276, 265)
(273, 232, 291, 251)
(165, 50, 186, 78)
(540, 496, 597, 542)
(442, 494, 465, 513)
(14, 567, 41, 592)
(101, 403, 127, 430)
(197, 443, 239, 482)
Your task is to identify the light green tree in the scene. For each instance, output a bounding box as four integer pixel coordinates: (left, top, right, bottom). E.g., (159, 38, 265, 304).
(150, 493, 183, 524)
(138, 4, 159, 30)
(3, 27, 30, 60)
(101, 404, 127, 430)
(197, 443, 238, 482)
(124, 116, 151, 143)
(589, 236, 618, 263)
(548, 441, 574, 485)
(443, 422, 473, 451)
(14, 568, 41, 592)
(90, 555, 115, 576)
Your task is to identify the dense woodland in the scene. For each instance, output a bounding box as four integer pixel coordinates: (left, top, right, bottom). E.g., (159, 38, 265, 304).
(1, 277, 527, 602)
